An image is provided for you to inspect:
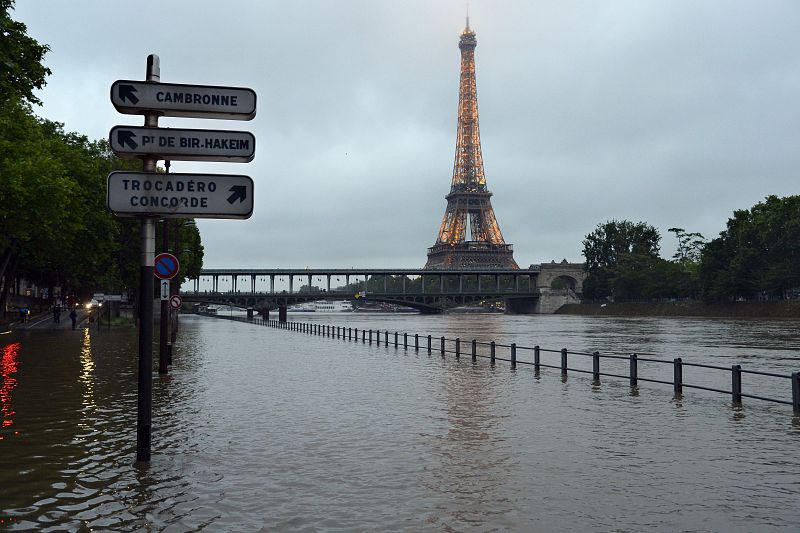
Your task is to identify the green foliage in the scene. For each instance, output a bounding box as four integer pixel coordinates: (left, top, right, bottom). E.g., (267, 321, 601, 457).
(581, 220, 704, 300)
(668, 227, 705, 265)
(581, 220, 661, 299)
(700, 195, 800, 302)
(0, 3, 204, 303)
(583, 220, 661, 275)
(0, 1, 51, 106)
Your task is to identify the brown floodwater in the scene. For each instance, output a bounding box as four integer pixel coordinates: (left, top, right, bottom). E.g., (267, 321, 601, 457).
(1, 313, 799, 531)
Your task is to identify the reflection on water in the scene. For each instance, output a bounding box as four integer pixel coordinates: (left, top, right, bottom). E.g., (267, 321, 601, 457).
(0, 315, 799, 530)
(79, 328, 96, 417)
(1, 342, 20, 432)
(424, 361, 515, 529)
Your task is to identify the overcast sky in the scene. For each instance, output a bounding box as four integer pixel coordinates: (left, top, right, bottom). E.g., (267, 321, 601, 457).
(14, 1, 800, 268)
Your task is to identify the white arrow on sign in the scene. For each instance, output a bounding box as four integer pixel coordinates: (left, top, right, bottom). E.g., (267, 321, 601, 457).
(107, 171, 254, 219)
(109, 126, 255, 162)
(111, 80, 256, 120)
(160, 280, 170, 301)
(169, 295, 183, 310)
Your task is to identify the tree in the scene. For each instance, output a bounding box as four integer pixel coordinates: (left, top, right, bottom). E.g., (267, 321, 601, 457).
(582, 220, 661, 299)
(668, 227, 705, 265)
(700, 195, 800, 302)
(667, 227, 705, 298)
(0, 2, 207, 310)
(0, 0, 51, 106)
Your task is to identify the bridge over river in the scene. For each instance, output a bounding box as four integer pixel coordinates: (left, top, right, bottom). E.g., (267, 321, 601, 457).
(181, 263, 586, 316)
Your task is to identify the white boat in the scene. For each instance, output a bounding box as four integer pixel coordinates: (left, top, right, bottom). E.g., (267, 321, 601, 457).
(312, 300, 353, 312)
(288, 303, 316, 312)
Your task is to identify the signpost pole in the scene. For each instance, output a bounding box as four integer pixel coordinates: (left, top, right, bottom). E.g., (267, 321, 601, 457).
(136, 54, 159, 463)
(170, 217, 181, 365)
(158, 161, 171, 375)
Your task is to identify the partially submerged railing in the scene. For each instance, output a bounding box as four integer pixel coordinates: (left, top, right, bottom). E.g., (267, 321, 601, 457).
(202, 314, 800, 413)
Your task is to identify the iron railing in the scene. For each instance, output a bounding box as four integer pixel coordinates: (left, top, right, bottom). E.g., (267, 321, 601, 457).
(201, 313, 800, 414)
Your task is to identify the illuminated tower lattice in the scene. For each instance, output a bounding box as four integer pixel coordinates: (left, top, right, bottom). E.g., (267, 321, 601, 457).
(425, 19, 518, 270)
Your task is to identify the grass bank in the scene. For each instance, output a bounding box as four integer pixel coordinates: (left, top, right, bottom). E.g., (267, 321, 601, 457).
(556, 301, 800, 318)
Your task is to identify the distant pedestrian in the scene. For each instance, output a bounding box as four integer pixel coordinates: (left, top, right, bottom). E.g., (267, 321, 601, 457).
(19, 307, 28, 323)
(53, 305, 61, 323)
(69, 309, 77, 330)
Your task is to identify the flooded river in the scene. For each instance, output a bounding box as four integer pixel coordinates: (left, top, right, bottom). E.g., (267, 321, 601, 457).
(1, 313, 799, 531)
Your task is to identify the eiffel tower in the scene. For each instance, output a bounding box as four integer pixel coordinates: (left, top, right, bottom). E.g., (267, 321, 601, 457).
(425, 18, 518, 270)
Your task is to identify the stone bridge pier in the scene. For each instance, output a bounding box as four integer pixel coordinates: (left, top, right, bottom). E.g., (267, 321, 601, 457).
(504, 260, 586, 314)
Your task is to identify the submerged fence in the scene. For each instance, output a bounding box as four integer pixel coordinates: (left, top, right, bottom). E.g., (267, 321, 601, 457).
(204, 314, 800, 413)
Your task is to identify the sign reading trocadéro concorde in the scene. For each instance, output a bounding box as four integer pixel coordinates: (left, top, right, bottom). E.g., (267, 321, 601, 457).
(107, 171, 254, 219)
(110, 80, 256, 120)
(109, 126, 255, 162)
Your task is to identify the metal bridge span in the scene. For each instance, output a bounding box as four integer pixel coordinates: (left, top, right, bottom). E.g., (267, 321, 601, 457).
(182, 264, 586, 315)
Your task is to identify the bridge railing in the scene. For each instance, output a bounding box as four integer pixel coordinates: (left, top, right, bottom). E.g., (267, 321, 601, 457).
(199, 313, 800, 414)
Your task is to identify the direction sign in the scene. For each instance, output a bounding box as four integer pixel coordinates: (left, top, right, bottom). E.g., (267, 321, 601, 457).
(154, 253, 180, 280)
(169, 295, 183, 310)
(107, 171, 254, 219)
(160, 280, 170, 300)
(111, 80, 256, 120)
(109, 126, 255, 162)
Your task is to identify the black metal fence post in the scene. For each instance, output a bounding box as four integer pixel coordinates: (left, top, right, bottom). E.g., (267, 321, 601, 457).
(440, 336, 445, 356)
(592, 351, 600, 383)
(674, 358, 683, 396)
(455, 338, 460, 359)
(415, 334, 419, 352)
(404, 333, 408, 350)
(534, 346, 540, 374)
(394, 331, 398, 348)
(427, 335, 432, 354)
(511, 343, 517, 368)
(490, 341, 496, 364)
(732, 365, 742, 405)
(471, 339, 477, 362)
(385, 331, 389, 345)
(630, 353, 638, 388)
(369, 329, 372, 344)
(792, 372, 800, 414)
(561, 348, 568, 377)
(377, 330, 380, 346)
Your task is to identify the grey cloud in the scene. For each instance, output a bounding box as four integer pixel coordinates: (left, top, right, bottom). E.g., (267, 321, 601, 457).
(15, 0, 800, 267)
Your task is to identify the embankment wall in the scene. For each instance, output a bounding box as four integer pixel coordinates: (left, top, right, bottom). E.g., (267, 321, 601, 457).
(556, 301, 800, 318)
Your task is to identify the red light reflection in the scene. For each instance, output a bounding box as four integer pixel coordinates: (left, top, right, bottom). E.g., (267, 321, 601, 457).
(1, 342, 20, 428)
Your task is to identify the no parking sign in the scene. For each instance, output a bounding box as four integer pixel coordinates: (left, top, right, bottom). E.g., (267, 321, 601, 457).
(154, 253, 180, 280)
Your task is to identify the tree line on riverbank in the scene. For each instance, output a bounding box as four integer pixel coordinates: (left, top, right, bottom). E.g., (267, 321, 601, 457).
(582, 195, 800, 303)
(0, 1, 203, 309)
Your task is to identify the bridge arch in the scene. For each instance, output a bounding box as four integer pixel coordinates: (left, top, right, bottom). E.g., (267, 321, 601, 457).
(550, 275, 578, 291)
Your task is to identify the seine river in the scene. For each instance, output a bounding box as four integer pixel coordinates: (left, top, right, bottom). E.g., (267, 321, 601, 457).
(1, 312, 799, 531)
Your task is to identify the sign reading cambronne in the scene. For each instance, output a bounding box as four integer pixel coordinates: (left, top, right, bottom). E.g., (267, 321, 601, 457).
(109, 126, 255, 162)
(111, 80, 256, 120)
(107, 171, 254, 219)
